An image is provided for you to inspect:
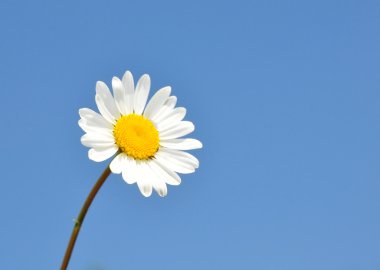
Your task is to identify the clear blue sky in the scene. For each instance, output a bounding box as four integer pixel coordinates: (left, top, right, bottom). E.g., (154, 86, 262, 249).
(0, 0, 379, 269)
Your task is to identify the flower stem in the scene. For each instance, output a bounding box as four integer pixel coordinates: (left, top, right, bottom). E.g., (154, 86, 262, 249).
(60, 165, 112, 270)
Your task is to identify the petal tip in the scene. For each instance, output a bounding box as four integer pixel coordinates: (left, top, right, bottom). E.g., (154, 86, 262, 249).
(96, 81, 105, 88)
(158, 191, 167, 197)
(198, 141, 203, 149)
(78, 108, 86, 117)
(112, 76, 121, 83)
(141, 191, 152, 197)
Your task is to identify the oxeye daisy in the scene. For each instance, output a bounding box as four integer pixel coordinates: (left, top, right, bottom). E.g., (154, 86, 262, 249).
(61, 70, 202, 270)
(78, 70, 202, 197)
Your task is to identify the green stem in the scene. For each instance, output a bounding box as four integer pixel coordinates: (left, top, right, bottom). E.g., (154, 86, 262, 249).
(60, 166, 111, 270)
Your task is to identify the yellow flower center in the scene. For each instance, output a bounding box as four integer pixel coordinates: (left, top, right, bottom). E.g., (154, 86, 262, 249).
(113, 114, 159, 160)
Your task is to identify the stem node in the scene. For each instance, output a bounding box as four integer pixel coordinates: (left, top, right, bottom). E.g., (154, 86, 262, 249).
(60, 166, 111, 270)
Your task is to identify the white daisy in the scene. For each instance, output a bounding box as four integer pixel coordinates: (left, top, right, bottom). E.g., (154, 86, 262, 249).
(78, 70, 202, 197)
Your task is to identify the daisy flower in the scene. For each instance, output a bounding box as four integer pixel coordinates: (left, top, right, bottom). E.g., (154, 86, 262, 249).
(78, 70, 202, 197)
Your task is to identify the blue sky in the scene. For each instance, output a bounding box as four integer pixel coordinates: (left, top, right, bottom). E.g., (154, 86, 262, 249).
(0, 0, 379, 269)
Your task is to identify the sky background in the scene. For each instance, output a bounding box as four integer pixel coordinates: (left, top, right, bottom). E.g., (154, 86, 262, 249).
(0, 0, 379, 269)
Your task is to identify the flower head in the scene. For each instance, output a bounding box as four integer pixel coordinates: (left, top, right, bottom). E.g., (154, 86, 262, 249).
(79, 70, 202, 197)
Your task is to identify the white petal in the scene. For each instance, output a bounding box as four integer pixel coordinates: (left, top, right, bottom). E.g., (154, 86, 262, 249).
(160, 138, 203, 150)
(81, 133, 115, 148)
(152, 178, 168, 197)
(112, 77, 127, 115)
(95, 95, 117, 124)
(81, 131, 114, 140)
(164, 96, 177, 108)
(135, 162, 153, 197)
(122, 157, 137, 184)
(88, 146, 118, 162)
(110, 153, 126, 174)
(133, 74, 150, 115)
(79, 108, 111, 125)
(143, 86, 171, 119)
(79, 108, 113, 129)
(159, 121, 195, 140)
(122, 71, 135, 114)
(145, 161, 168, 197)
(160, 148, 199, 168)
(96, 81, 120, 120)
(151, 159, 181, 186)
(78, 119, 113, 136)
(157, 107, 186, 132)
(151, 96, 177, 123)
(159, 148, 199, 168)
(155, 152, 195, 174)
(137, 180, 153, 197)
